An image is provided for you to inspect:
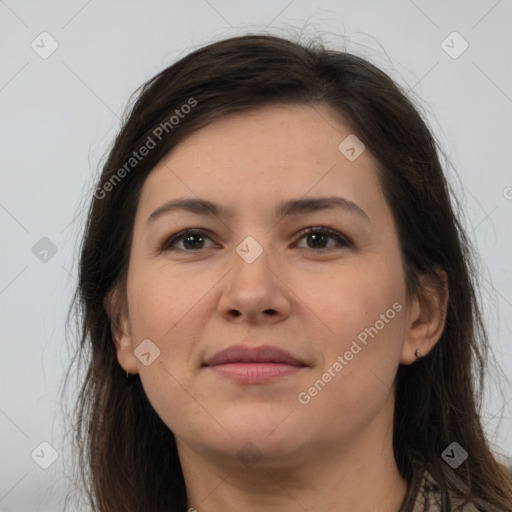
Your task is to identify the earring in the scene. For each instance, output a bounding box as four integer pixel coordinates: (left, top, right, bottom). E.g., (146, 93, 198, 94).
(414, 349, 422, 358)
(126, 370, 129, 378)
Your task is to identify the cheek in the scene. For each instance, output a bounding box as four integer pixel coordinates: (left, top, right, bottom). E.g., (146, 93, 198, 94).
(138, 358, 209, 439)
(125, 269, 202, 399)
(127, 269, 205, 433)
(297, 304, 404, 434)
(297, 257, 404, 343)
(296, 258, 405, 399)
(127, 264, 207, 340)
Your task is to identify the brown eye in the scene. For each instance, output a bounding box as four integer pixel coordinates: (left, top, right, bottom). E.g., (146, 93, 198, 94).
(295, 227, 351, 250)
(159, 226, 351, 254)
(160, 229, 215, 252)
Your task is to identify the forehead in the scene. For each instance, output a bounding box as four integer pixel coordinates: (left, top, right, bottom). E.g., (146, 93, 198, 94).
(169, 103, 356, 166)
(136, 104, 386, 224)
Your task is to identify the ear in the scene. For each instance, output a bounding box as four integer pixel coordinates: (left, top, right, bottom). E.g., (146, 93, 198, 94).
(104, 286, 139, 375)
(400, 267, 449, 365)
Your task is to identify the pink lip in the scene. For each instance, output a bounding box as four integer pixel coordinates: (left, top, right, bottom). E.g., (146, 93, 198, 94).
(203, 345, 307, 384)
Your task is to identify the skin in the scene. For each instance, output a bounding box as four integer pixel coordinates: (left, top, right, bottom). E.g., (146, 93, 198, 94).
(110, 104, 448, 512)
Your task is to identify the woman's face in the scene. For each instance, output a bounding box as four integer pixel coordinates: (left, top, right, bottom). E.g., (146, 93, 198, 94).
(115, 104, 418, 467)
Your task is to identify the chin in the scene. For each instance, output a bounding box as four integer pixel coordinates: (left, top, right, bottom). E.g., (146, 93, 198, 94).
(226, 402, 297, 433)
(209, 409, 307, 457)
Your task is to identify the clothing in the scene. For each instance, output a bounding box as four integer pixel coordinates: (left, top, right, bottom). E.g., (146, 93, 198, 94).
(409, 469, 473, 511)
(406, 468, 506, 512)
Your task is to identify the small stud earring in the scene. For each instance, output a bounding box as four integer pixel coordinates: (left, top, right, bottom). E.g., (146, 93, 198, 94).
(414, 349, 422, 358)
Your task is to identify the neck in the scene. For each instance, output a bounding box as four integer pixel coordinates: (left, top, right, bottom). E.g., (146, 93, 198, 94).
(178, 398, 408, 511)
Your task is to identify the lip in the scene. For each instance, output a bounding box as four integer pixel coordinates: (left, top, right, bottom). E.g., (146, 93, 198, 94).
(203, 344, 308, 384)
(204, 344, 306, 366)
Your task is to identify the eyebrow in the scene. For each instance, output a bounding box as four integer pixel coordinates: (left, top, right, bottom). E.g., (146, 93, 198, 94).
(146, 196, 371, 226)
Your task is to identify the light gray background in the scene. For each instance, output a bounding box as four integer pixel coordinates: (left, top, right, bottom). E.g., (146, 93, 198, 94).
(1, 1, 511, 510)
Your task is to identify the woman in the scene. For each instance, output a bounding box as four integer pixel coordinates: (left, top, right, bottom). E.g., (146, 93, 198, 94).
(65, 34, 512, 511)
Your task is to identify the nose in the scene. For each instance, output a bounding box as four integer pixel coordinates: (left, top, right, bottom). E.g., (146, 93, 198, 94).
(217, 243, 292, 324)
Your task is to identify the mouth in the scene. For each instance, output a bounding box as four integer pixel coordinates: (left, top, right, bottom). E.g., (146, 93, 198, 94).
(202, 344, 308, 384)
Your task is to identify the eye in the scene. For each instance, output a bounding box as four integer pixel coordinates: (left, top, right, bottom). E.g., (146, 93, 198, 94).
(160, 229, 216, 252)
(159, 226, 351, 253)
(294, 226, 351, 250)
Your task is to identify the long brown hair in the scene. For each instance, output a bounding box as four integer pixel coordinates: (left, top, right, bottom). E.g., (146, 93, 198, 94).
(62, 33, 512, 511)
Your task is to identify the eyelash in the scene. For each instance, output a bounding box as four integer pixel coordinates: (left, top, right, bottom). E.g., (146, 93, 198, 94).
(159, 226, 351, 253)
